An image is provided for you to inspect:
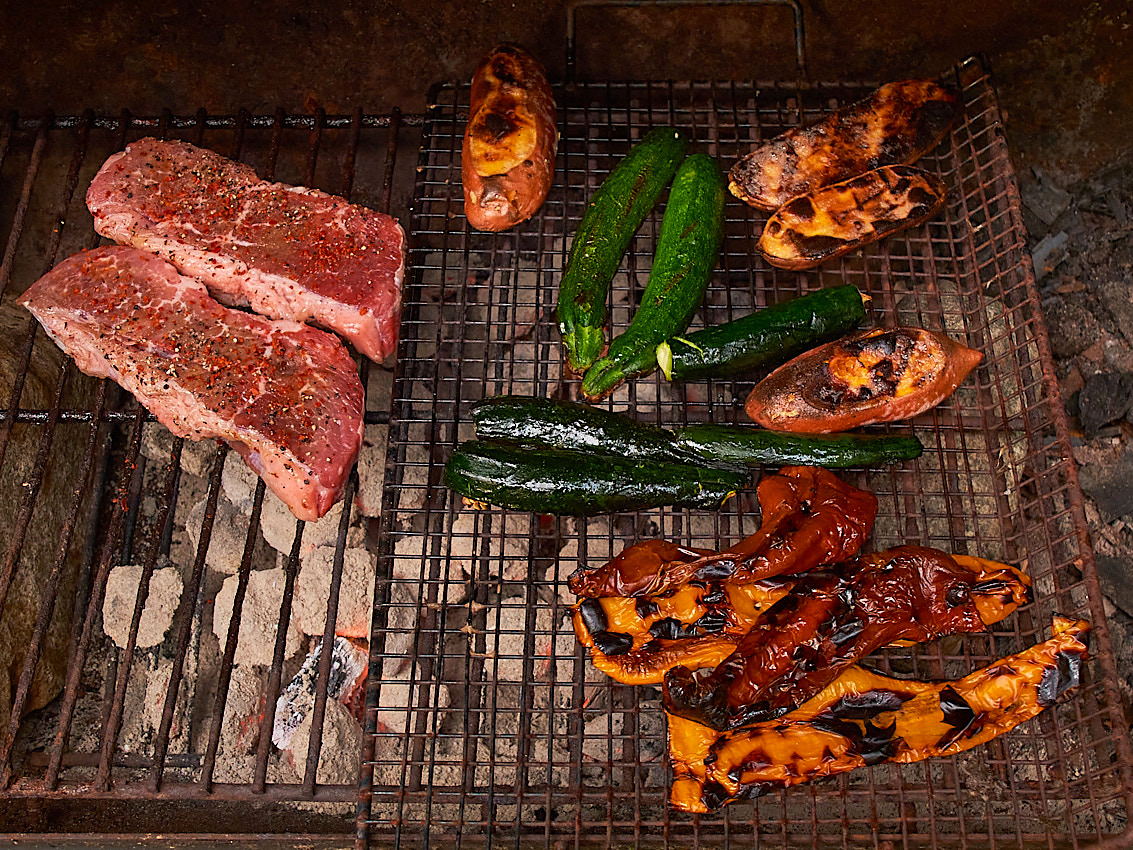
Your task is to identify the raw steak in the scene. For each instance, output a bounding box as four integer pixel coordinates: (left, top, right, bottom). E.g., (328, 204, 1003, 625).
(20, 246, 364, 521)
(86, 137, 405, 362)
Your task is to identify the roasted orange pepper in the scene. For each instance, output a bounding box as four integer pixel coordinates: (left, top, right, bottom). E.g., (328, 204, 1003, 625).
(668, 617, 1089, 813)
(663, 546, 1031, 730)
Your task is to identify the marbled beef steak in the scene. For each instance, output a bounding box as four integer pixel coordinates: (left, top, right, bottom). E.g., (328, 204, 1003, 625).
(21, 246, 364, 521)
(86, 137, 406, 362)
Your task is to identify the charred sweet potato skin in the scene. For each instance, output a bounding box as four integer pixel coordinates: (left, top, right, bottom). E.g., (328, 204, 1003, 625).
(757, 165, 948, 270)
(462, 44, 557, 232)
(745, 326, 983, 433)
(729, 79, 960, 211)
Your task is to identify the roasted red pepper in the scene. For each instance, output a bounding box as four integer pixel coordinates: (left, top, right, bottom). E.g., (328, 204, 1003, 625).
(668, 617, 1089, 813)
(568, 466, 877, 599)
(663, 546, 1032, 730)
(744, 327, 983, 433)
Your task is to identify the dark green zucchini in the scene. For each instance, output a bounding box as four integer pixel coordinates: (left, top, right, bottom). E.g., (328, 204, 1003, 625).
(581, 153, 726, 400)
(674, 422, 923, 469)
(444, 441, 748, 516)
(558, 127, 689, 373)
(656, 284, 867, 382)
(471, 395, 703, 464)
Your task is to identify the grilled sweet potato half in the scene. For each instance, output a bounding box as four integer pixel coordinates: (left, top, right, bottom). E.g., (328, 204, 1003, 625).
(758, 165, 948, 270)
(729, 79, 960, 211)
(745, 326, 983, 433)
(462, 44, 557, 231)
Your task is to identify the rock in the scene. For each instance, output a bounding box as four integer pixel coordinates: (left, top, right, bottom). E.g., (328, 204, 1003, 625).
(1042, 295, 1104, 359)
(211, 568, 302, 667)
(1097, 277, 1133, 350)
(101, 564, 183, 649)
(1078, 446, 1133, 521)
(293, 546, 376, 639)
(1076, 371, 1133, 436)
(0, 301, 96, 728)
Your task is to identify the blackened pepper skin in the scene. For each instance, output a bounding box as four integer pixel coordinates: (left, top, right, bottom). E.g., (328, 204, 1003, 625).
(663, 546, 1032, 731)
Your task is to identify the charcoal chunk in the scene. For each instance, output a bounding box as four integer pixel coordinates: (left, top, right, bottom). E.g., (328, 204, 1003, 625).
(1076, 371, 1133, 436)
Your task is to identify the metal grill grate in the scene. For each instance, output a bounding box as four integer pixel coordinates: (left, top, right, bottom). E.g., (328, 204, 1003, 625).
(0, 109, 418, 835)
(358, 58, 1133, 848)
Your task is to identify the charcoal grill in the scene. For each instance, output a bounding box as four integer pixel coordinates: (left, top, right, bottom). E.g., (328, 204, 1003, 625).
(0, 6, 1131, 848)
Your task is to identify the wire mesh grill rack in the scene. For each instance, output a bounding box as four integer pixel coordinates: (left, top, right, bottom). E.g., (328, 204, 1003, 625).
(358, 57, 1133, 848)
(0, 108, 419, 836)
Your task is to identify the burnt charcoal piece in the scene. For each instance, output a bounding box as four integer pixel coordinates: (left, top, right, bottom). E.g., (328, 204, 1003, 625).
(1076, 371, 1133, 436)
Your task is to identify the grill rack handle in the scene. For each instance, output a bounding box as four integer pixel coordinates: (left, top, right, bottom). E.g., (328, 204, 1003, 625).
(565, 0, 807, 80)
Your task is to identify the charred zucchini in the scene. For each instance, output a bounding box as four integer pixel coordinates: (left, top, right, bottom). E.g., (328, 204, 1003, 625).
(444, 441, 748, 516)
(656, 284, 867, 382)
(581, 153, 726, 400)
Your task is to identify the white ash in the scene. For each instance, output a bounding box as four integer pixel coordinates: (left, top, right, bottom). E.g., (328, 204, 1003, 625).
(184, 496, 258, 575)
(221, 451, 260, 514)
(448, 510, 534, 583)
(283, 697, 361, 786)
(294, 546, 376, 640)
(372, 655, 450, 735)
(102, 564, 183, 649)
(259, 490, 346, 557)
(480, 600, 569, 685)
(141, 422, 221, 480)
(355, 423, 388, 518)
(391, 535, 469, 605)
(273, 636, 368, 750)
(368, 730, 465, 791)
(210, 665, 267, 784)
(211, 567, 302, 667)
(373, 577, 421, 659)
(473, 707, 571, 788)
(582, 711, 625, 764)
(116, 627, 199, 758)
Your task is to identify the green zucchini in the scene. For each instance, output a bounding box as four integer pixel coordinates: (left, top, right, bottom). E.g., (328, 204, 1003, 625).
(674, 423, 923, 469)
(558, 127, 689, 373)
(656, 284, 867, 382)
(471, 395, 703, 465)
(581, 153, 726, 400)
(444, 441, 748, 516)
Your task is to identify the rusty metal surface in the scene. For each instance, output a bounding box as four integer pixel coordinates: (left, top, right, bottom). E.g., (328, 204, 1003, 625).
(357, 57, 1133, 848)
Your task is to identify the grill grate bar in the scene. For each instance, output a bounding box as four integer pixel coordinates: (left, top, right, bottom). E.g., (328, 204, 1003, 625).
(200, 462, 262, 793)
